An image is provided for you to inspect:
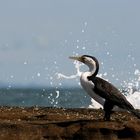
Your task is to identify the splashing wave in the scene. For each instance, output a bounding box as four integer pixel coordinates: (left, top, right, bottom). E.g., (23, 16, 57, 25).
(56, 59, 140, 109)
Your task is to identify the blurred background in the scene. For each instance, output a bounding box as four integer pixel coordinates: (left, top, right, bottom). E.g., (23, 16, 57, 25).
(0, 1, 139, 90)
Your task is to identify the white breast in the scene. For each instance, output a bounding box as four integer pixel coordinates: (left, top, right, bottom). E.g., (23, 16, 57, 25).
(80, 72, 105, 106)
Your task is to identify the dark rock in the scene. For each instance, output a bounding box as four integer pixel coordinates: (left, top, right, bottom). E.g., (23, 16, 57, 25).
(0, 107, 139, 140)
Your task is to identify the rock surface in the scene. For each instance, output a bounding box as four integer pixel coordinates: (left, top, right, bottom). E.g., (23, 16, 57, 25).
(0, 107, 139, 140)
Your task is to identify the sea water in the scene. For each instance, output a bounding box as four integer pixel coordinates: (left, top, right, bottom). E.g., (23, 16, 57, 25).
(0, 88, 90, 108)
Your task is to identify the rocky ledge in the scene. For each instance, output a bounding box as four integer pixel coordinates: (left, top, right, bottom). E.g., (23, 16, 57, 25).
(0, 107, 139, 140)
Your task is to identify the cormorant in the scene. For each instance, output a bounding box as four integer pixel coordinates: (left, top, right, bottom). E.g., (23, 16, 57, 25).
(70, 55, 140, 120)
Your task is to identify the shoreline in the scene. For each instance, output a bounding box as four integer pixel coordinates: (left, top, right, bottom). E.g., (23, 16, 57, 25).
(0, 107, 139, 140)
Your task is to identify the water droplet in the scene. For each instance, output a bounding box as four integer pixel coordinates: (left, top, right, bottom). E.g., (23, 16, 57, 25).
(81, 29, 85, 33)
(10, 75, 14, 79)
(50, 77, 53, 80)
(37, 73, 41, 77)
(101, 62, 104, 65)
(112, 74, 115, 78)
(84, 22, 87, 26)
(82, 46, 86, 50)
(24, 61, 27, 65)
(107, 52, 110, 55)
(42, 89, 46, 92)
(59, 83, 62, 86)
(76, 45, 79, 49)
(56, 90, 60, 98)
(103, 72, 107, 76)
(8, 85, 11, 88)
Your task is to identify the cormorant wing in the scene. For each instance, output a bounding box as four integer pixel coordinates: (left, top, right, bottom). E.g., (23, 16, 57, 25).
(91, 77, 134, 110)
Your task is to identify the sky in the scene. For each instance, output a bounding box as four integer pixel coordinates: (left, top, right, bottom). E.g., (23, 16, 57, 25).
(0, 0, 140, 88)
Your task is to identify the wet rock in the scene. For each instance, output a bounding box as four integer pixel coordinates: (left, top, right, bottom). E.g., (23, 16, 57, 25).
(0, 107, 139, 140)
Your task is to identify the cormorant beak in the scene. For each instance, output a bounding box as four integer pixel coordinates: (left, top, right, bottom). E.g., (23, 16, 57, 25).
(69, 56, 84, 63)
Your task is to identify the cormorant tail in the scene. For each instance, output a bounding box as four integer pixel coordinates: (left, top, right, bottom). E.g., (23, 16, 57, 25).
(130, 109, 140, 119)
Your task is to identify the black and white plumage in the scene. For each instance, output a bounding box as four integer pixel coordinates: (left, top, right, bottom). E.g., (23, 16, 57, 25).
(70, 55, 140, 120)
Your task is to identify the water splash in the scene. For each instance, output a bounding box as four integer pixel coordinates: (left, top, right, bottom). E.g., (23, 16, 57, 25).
(89, 68, 140, 109)
(127, 92, 140, 108)
(54, 21, 140, 109)
(55, 90, 60, 99)
(56, 58, 140, 109)
(56, 60, 82, 79)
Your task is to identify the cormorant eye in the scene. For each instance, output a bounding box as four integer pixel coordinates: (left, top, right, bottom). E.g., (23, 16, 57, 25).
(81, 57, 86, 62)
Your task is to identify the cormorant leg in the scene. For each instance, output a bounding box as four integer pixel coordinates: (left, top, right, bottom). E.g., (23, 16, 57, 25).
(103, 100, 114, 121)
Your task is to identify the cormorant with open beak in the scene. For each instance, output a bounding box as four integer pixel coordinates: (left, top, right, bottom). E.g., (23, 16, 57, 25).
(70, 55, 140, 120)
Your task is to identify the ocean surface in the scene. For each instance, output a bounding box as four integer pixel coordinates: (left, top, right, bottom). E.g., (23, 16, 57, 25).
(0, 87, 139, 109)
(0, 88, 91, 108)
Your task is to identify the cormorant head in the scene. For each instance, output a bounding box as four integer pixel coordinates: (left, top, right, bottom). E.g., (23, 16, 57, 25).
(69, 55, 99, 76)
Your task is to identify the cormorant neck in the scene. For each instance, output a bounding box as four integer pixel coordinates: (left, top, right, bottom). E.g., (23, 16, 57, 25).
(87, 60, 99, 79)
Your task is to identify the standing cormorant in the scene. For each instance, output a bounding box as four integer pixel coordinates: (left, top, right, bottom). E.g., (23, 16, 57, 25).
(70, 55, 140, 120)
